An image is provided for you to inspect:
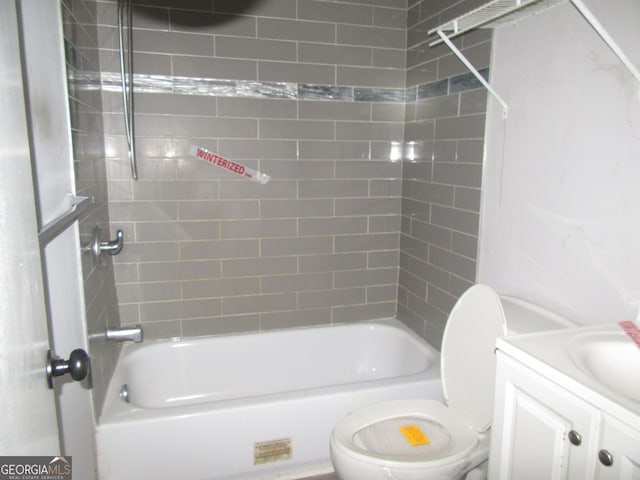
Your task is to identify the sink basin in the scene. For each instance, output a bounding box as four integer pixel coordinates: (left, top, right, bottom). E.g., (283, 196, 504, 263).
(568, 331, 640, 403)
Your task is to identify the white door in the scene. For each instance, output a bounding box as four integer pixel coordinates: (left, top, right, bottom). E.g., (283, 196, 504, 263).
(18, 1, 99, 478)
(0, 0, 59, 454)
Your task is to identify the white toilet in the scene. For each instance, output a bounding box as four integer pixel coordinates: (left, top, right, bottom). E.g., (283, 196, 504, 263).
(330, 284, 574, 480)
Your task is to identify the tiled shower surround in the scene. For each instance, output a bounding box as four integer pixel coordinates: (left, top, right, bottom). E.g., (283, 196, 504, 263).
(90, 0, 490, 348)
(403, 0, 490, 347)
(63, 0, 121, 415)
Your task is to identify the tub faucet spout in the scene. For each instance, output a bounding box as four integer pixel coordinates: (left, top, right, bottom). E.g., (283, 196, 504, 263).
(106, 326, 143, 343)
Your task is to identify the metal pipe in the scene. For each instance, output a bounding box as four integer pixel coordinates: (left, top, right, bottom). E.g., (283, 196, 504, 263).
(106, 326, 143, 343)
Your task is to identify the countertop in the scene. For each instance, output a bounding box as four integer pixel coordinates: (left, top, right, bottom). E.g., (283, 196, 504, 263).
(496, 323, 640, 426)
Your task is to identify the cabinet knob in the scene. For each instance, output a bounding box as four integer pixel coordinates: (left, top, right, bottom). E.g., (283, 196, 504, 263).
(568, 430, 582, 446)
(598, 449, 614, 467)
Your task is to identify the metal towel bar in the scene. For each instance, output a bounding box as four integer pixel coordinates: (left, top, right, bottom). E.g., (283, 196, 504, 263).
(38, 195, 94, 247)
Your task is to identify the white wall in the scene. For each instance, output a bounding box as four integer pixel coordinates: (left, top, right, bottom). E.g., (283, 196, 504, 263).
(478, 0, 640, 325)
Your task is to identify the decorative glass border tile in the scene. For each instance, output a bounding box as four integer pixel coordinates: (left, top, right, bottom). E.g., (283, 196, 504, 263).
(298, 84, 354, 101)
(418, 68, 490, 100)
(354, 87, 407, 103)
(68, 70, 489, 103)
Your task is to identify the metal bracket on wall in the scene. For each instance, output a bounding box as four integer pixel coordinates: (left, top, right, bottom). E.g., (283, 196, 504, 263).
(428, 0, 640, 117)
(570, 0, 640, 98)
(436, 29, 509, 119)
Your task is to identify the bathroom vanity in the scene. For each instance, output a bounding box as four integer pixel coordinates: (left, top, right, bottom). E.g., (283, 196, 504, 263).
(488, 324, 640, 479)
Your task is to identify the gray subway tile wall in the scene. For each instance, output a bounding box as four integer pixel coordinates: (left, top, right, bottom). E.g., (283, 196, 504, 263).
(84, 0, 490, 348)
(62, 0, 121, 416)
(400, 0, 490, 347)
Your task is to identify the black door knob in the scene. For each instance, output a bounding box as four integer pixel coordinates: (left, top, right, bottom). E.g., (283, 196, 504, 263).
(46, 349, 90, 388)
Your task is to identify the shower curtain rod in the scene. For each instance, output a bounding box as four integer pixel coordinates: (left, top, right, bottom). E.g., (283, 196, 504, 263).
(118, 0, 138, 180)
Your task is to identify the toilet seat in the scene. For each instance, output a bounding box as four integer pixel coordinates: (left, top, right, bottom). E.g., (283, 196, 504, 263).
(331, 399, 478, 468)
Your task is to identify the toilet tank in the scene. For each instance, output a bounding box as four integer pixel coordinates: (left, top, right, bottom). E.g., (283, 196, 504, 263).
(499, 295, 576, 335)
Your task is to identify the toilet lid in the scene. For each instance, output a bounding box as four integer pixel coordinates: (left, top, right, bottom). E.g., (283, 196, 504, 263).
(441, 285, 507, 432)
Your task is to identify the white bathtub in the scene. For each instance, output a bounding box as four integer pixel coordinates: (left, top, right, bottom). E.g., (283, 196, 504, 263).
(96, 319, 443, 480)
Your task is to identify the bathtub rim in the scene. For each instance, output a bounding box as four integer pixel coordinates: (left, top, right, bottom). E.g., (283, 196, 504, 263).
(98, 317, 441, 425)
(123, 316, 432, 348)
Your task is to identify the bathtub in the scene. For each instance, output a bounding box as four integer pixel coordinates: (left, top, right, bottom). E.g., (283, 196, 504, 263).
(96, 319, 443, 480)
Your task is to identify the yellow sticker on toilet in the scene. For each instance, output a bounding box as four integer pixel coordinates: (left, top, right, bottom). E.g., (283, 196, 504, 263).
(399, 424, 430, 446)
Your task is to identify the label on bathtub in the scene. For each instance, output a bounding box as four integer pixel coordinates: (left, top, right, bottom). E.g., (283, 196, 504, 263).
(253, 438, 292, 465)
(399, 424, 430, 446)
(619, 321, 640, 348)
(189, 145, 271, 184)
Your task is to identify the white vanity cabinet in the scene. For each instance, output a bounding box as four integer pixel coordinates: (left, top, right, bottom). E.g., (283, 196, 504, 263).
(595, 413, 640, 479)
(488, 328, 640, 480)
(489, 353, 597, 479)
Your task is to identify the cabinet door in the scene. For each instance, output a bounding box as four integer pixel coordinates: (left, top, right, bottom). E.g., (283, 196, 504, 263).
(489, 353, 598, 480)
(595, 414, 640, 479)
